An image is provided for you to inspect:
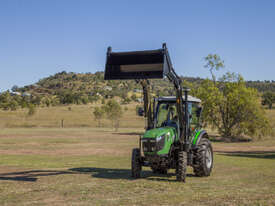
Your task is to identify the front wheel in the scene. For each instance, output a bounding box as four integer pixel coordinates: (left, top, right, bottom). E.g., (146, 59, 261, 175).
(176, 151, 187, 182)
(193, 138, 213, 177)
(131, 148, 142, 178)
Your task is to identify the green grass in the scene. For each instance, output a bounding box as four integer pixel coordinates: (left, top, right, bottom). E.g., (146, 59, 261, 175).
(0, 128, 275, 206)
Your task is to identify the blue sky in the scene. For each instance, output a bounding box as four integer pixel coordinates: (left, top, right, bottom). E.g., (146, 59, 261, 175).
(0, 0, 275, 91)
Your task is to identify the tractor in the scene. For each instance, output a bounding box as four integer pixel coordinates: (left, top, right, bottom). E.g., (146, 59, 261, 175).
(104, 43, 213, 182)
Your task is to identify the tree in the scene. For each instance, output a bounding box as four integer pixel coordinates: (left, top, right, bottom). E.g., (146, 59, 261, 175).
(9, 100, 19, 111)
(93, 107, 105, 127)
(262, 91, 275, 109)
(195, 73, 271, 139)
(204, 54, 225, 84)
(103, 99, 123, 131)
(27, 104, 36, 116)
(131, 94, 137, 102)
(122, 97, 131, 104)
(11, 85, 19, 92)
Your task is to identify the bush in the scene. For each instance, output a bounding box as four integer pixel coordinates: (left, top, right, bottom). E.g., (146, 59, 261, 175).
(93, 107, 105, 127)
(262, 91, 275, 109)
(102, 99, 123, 131)
(122, 97, 131, 105)
(27, 104, 36, 116)
(195, 73, 272, 139)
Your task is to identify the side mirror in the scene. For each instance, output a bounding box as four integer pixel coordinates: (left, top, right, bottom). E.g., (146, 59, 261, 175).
(138, 107, 144, 116)
(196, 107, 202, 118)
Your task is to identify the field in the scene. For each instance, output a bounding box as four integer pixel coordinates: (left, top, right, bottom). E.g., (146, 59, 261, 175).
(0, 104, 275, 205)
(0, 127, 275, 206)
(0, 104, 144, 129)
(1, 103, 274, 133)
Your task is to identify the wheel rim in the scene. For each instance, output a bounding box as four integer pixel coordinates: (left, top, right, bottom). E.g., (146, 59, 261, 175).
(205, 147, 212, 169)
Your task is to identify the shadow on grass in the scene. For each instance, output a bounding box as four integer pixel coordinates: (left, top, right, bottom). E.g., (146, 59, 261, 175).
(70, 167, 149, 180)
(69, 167, 196, 182)
(0, 170, 73, 182)
(218, 151, 275, 159)
(0, 168, 197, 182)
(146, 173, 196, 182)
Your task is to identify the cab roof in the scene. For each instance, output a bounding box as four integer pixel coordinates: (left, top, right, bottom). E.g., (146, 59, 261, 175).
(157, 95, 201, 103)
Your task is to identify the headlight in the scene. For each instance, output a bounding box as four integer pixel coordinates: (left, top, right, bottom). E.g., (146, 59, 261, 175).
(156, 135, 165, 142)
(156, 134, 166, 151)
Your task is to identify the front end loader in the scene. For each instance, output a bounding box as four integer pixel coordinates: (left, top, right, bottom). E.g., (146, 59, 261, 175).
(104, 43, 213, 182)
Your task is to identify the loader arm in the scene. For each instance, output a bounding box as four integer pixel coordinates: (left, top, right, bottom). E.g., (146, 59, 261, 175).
(104, 43, 190, 146)
(162, 43, 189, 145)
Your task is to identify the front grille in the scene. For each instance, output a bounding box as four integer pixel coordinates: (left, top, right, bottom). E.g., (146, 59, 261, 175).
(142, 139, 156, 152)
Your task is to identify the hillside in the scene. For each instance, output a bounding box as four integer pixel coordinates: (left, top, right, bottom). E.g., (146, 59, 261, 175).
(1, 71, 275, 109)
(16, 71, 275, 95)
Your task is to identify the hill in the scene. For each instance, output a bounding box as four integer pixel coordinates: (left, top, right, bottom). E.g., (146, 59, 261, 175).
(1, 71, 275, 110)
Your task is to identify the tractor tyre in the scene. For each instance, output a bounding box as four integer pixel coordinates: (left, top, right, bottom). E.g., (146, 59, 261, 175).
(131, 148, 142, 178)
(193, 138, 213, 177)
(176, 151, 187, 182)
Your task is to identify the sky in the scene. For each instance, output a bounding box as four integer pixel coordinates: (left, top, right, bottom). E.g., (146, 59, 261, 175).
(0, 0, 275, 92)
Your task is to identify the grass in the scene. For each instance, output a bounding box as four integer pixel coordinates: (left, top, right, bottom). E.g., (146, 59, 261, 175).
(1, 128, 275, 206)
(1, 102, 274, 136)
(0, 103, 144, 128)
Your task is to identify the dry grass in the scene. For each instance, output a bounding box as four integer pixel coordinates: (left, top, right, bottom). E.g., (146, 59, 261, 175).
(0, 103, 144, 128)
(0, 128, 275, 206)
(1, 103, 274, 139)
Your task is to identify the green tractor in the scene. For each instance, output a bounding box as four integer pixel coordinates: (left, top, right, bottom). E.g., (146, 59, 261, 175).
(104, 43, 213, 182)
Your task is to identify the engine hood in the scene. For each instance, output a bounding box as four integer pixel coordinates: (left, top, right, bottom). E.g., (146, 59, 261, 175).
(143, 127, 175, 138)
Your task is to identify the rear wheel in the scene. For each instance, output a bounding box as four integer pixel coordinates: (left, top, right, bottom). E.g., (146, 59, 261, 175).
(193, 138, 213, 176)
(131, 148, 142, 178)
(176, 151, 187, 182)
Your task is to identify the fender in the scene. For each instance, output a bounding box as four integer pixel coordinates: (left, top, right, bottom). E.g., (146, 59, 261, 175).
(192, 130, 209, 146)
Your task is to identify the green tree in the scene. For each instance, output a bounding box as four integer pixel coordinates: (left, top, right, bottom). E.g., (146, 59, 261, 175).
(122, 97, 131, 104)
(262, 91, 275, 109)
(93, 107, 105, 127)
(195, 73, 271, 139)
(11, 85, 19, 92)
(131, 94, 137, 102)
(9, 100, 19, 111)
(27, 104, 36, 116)
(103, 99, 123, 131)
(204, 54, 225, 84)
